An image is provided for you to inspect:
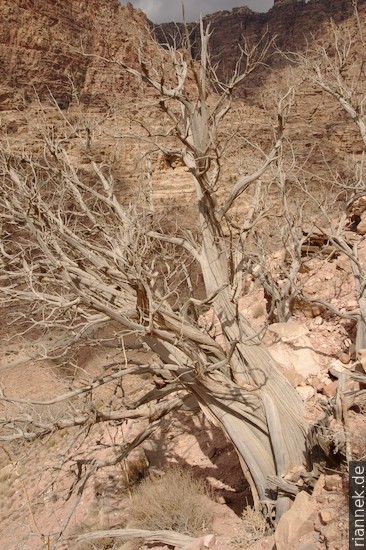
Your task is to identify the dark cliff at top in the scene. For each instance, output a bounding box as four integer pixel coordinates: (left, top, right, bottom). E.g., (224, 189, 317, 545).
(154, 0, 359, 98)
(0, 0, 363, 110)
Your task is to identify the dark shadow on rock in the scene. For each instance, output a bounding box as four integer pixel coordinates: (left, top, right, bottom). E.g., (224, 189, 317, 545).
(143, 410, 252, 518)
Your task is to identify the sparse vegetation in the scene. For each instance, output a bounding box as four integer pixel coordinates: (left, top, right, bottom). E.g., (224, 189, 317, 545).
(71, 521, 117, 550)
(120, 456, 149, 491)
(129, 467, 215, 536)
(0, 18, 309, 526)
(238, 505, 268, 548)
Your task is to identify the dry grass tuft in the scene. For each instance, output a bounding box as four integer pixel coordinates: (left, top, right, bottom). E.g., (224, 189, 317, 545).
(121, 457, 149, 490)
(232, 505, 267, 548)
(71, 520, 117, 550)
(129, 467, 215, 536)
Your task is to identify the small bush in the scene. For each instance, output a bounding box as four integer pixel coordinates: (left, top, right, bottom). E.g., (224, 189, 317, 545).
(74, 536, 114, 550)
(71, 520, 116, 550)
(234, 505, 267, 548)
(121, 457, 148, 489)
(129, 467, 215, 536)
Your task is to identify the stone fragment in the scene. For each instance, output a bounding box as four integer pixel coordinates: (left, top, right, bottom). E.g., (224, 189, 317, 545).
(322, 381, 338, 398)
(320, 510, 333, 524)
(312, 474, 325, 499)
(296, 385, 315, 401)
(183, 534, 216, 550)
(337, 352, 351, 365)
(283, 366, 304, 388)
(309, 376, 322, 391)
(268, 322, 308, 341)
(268, 323, 320, 379)
(203, 535, 215, 548)
(324, 474, 342, 491)
(275, 491, 316, 550)
(357, 211, 366, 235)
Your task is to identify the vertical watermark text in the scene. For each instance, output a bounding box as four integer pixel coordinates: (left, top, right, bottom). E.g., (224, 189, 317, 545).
(350, 461, 366, 549)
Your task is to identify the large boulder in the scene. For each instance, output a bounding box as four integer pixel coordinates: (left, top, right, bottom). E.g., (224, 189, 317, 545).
(267, 323, 321, 382)
(275, 491, 317, 550)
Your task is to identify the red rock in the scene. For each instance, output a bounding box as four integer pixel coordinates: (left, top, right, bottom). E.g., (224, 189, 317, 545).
(320, 510, 334, 524)
(324, 474, 342, 492)
(0, 0, 156, 109)
(322, 381, 338, 398)
(275, 491, 316, 550)
(337, 352, 351, 364)
(312, 474, 325, 498)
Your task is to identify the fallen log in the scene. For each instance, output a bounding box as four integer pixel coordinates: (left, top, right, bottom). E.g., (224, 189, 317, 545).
(73, 528, 216, 549)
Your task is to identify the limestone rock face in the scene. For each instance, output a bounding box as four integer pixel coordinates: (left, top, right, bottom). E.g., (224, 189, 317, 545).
(2, 0, 366, 181)
(2, 0, 365, 115)
(273, 0, 304, 5)
(153, 0, 366, 175)
(0, 0, 155, 109)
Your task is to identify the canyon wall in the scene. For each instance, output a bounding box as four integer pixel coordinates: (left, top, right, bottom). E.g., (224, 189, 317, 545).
(1, 0, 365, 171)
(155, 0, 361, 97)
(0, 0, 363, 110)
(0, 0, 154, 109)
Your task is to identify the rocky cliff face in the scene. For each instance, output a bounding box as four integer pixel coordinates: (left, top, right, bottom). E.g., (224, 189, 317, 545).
(155, 0, 361, 98)
(1, 0, 365, 181)
(0, 0, 156, 110)
(152, 0, 366, 169)
(1, 0, 363, 111)
(273, 0, 303, 5)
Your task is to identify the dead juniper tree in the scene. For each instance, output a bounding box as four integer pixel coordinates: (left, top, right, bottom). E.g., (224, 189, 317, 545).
(0, 21, 311, 528)
(292, 3, 366, 353)
(241, 115, 311, 324)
